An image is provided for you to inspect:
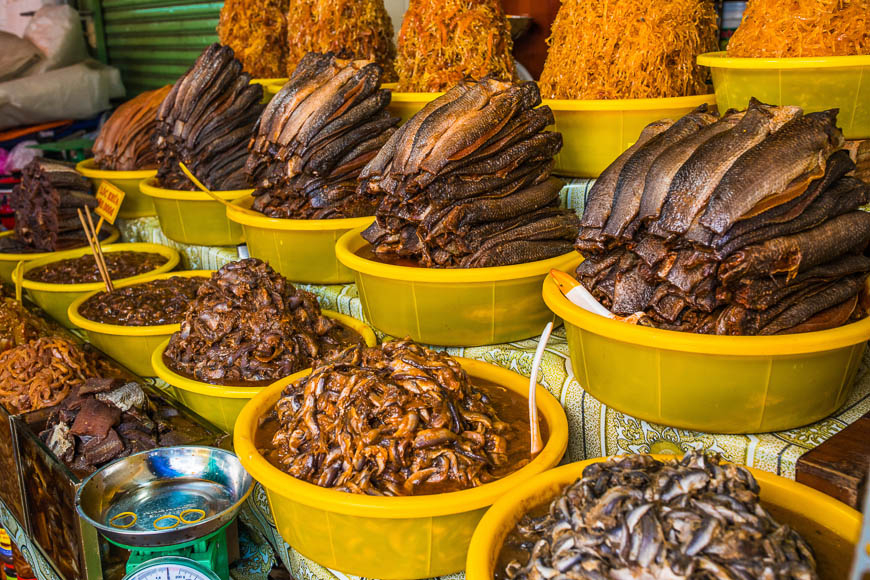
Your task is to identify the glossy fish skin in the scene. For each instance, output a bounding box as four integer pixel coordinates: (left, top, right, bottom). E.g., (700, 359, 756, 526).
(759, 275, 867, 335)
(580, 121, 673, 229)
(603, 106, 718, 240)
(718, 211, 870, 285)
(656, 101, 798, 236)
(701, 109, 845, 235)
(635, 111, 743, 227)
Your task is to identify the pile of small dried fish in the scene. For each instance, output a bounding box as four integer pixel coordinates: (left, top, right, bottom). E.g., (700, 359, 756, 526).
(505, 452, 818, 580)
(575, 100, 870, 334)
(41, 378, 213, 477)
(164, 258, 360, 384)
(154, 43, 264, 190)
(271, 339, 520, 496)
(6, 158, 95, 252)
(360, 78, 580, 268)
(93, 86, 172, 171)
(246, 52, 399, 219)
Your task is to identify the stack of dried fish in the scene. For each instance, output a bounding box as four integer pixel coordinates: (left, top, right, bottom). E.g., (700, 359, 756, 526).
(9, 158, 95, 252)
(154, 44, 264, 191)
(272, 339, 518, 496)
(246, 52, 399, 219)
(505, 452, 818, 579)
(40, 378, 212, 477)
(360, 78, 580, 268)
(93, 86, 172, 171)
(575, 100, 870, 335)
(163, 258, 362, 384)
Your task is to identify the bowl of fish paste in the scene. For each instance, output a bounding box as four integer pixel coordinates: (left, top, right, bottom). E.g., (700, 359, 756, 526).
(233, 343, 569, 579)
(552, 99, 870, 433)
(467, 453, 862, 580)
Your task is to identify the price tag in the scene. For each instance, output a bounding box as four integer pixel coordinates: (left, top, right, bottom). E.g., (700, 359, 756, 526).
(95, 181, 126, 224)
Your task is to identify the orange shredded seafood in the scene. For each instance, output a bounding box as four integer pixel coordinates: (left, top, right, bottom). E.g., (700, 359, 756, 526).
(0, 336, 117, 414)
(0, 298, 52, 354)
(285, 0, 396, 80)
(539, 0, 718, 100)
(396, 0, 515, 92)
(219, 0, 288, 77)
(727, 0, 870, 57)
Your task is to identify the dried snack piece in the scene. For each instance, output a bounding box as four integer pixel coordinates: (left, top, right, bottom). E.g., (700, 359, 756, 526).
(163, 258, 362, 384)
(396, 0, 515, 92)
(539, 0, 718, 99)
(93, 86, 172, 171)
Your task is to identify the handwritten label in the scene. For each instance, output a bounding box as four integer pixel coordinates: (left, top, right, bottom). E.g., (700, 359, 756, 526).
(96, 181, 126, 224)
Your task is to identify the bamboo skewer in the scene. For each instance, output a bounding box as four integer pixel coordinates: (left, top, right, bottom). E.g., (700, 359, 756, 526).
(77, 207, 114, 292)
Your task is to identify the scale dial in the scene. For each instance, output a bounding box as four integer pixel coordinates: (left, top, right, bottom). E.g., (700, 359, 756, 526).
(125, 556, 222, 580)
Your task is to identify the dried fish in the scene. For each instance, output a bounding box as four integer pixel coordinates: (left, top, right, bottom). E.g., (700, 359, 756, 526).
(504, 452, 818, 580)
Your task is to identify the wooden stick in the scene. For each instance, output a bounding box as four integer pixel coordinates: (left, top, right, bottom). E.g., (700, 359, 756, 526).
(178, 162, 260, 216)
(86, 208, 114, 292)
(78, 208, 113, 293)
(529, 321, 553, 456)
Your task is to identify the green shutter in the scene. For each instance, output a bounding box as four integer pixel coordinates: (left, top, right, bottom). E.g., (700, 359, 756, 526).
(93, 0, 223, 95)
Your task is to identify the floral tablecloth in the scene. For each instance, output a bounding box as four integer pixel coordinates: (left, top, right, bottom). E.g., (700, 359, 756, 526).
(112, 177, 870, 580)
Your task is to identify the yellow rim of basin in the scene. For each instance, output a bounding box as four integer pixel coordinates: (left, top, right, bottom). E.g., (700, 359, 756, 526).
(0, 227, 120, 264)
(542, 273, 870, 356)
(234, 356, 570, 518)
(335, 227, 581, 283)
(75, 158, 157, 180)
(698, 51, 870, 69)
(543, 93, 716, 111)
(151, 310, 378, 398)
(226, 197, 375, 231)
(66, 270, 215, 336)
(15, 242, 180, 293)
(466, 454, 861, 580)
(140, 177, 253, 201)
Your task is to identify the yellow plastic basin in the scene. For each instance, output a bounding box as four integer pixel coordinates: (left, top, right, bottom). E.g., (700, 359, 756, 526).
(336, 228, 582, 346)
(542, 274, 870, 433)
(139, 177, 250, 246)
(151, 310, 377, 432)
(544, 93, 717, 177)
(15, 242, 180, 328)
(75, 158, 157, 218)
(0, 227, 120, 284)
(250, 78, 287, 103)
(467, 455, 861, 580)
(234, 357, 569, 579)
(66, 270, 214, 376)
(226, 197, 373, 284)
(698, 52, 870, 139)
(386, 89, 443, 124)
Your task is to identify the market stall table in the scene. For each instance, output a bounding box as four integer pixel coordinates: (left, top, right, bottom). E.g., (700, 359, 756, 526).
(5, 179, 864, 580)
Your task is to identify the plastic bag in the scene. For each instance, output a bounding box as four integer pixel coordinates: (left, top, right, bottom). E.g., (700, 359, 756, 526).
(0, 33, 43, 82)
(5, 141, 41, 173)
(0, 61, 125, 130)
(23, 5, 87, 73)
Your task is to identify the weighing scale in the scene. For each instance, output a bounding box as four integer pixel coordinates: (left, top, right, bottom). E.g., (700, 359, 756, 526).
(75, 446, 253, 580)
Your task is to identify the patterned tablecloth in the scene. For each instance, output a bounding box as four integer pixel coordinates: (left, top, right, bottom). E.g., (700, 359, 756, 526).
(110, 177, 870, 580)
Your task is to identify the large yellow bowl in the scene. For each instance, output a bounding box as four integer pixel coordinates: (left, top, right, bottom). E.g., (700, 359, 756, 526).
(466, 455, 861, 580)
(75, 158, 157, 218)
(698, 52, 870, 139)
(544, 93, 717, 177)
(66, 270, 214, 376)
(151, 310, 377, 432)
(226, 197, 373, 284)
(14, 242, 180, 328)
(250, 78, 287, 103)
(0, 227, 120, 284)
(234, 357, 569, 579)
(386, 89, 442, 124)
(542, 274, 870, 433)
(139, 177, 250, 246)
(335, 228, 582, 346)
